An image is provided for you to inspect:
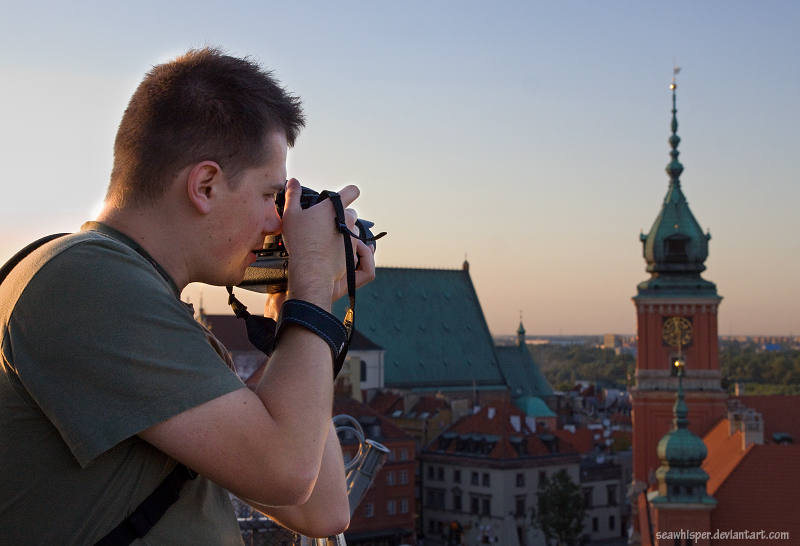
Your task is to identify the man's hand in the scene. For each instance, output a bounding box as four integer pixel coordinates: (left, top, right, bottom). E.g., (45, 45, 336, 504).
(265, 179, 376, 318)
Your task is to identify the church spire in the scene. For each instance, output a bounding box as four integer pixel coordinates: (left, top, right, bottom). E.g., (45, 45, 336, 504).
(666, 69, 684, 186)
(636, 69, 717, 297)
(516, 311, 526, 348)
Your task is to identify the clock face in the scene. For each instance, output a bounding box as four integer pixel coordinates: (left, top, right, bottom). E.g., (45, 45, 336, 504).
(662, 316, 693, 348)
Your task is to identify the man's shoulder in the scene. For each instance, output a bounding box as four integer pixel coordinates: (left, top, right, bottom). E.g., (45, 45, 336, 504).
(24, 230, 166, 292)
(2, 229, 178, 333)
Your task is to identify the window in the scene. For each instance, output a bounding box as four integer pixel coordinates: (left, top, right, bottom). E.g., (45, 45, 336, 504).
(516, 473, 525, 487)
(365, 502, 374, 518)
(387, 500, 396, 515)
(517, 526, 527, 546)
(437, 467, 444, 481)
(592, 517, 598, 532)
(426, 488, 445, 510)
(665, 236, 689, 262)
(400, 470, 408, 484)
(386, 471, 395, 486)
(453, 492, 462, 511)
(609, 515, 615, 531)
(515, 496, 526, 518)
(538, 471, 546, 487)
(606, 485, 617, 506)
(427, 466, 434, 479)
(471, 472, 479, 485)
(388, 450, 395, 462)
(400, 448, 408, 461)
(470, 496, 479, 514)
(401, 498, 409, 513)
(481, 497, 491, 516)
(360, 360, 367, 382)
(482, 473, 490, 487)
(453, 469, 461, 483)
(583, 487, 593, 509)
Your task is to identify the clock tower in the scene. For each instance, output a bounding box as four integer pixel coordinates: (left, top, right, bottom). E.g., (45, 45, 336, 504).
(630, 80, 727, 524)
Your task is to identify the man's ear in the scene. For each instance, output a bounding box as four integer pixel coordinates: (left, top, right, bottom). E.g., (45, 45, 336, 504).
(186, 161, 223, 214)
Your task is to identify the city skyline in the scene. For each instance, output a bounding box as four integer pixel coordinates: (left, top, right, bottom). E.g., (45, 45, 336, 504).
(1, 2, 798, 336)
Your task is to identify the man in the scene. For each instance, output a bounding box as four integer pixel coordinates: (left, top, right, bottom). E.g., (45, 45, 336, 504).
(0, 47, 374, 544)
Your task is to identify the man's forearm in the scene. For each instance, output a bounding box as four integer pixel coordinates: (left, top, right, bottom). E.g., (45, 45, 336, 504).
(252, 323, 336, 487)
(249, 421, 349, 537)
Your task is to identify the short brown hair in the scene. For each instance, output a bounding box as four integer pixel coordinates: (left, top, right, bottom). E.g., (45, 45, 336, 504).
(107, 47, 305, 208)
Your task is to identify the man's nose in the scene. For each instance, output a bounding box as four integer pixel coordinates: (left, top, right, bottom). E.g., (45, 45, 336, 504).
(264, 202, 282, 235)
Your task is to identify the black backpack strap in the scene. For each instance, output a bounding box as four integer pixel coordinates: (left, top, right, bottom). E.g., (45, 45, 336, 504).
(0, 232, 198, 546)
(94, 463, 198, 546)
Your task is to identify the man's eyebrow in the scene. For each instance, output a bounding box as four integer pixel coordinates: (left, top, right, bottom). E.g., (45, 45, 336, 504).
(267, 180, 286, 192)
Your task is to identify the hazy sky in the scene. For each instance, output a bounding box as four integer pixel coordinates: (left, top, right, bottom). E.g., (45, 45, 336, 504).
(1, 1, 798, 336)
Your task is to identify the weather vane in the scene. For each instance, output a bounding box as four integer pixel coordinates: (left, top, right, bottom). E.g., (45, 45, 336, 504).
(671, 65, 681, 90)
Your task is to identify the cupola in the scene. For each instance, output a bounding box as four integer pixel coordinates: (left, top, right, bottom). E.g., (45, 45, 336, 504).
(651, 359, 717, 506)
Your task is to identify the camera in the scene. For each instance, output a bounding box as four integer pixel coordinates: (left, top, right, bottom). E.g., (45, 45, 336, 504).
(237, 185, 380, 293)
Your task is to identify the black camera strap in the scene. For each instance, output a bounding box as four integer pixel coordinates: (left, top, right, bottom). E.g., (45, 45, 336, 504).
(227, 191, 385, 379)
(0, 231, 198, 546)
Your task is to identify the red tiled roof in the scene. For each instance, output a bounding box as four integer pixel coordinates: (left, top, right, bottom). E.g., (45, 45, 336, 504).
(367, 391, 404, 415)
(409, 396, 449, 415)
(710, 443, 800, 536)
(448, 401, 529, 437)
(611, 412, 632, 424)
(427, 400, 578, 460)
(333, 397, 414, 441)
(734, 395, 800, 443)
(701, 419, 750, 495)
(202, 315, 254, 352)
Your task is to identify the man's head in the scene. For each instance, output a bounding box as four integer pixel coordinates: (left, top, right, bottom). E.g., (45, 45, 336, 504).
(106, 47, 305, 209)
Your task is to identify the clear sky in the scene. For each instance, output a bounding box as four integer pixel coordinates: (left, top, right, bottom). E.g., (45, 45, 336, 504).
(1, 1, 798, 336)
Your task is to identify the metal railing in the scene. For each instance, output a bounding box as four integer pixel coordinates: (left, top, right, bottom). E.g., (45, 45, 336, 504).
(230, 414, 389, 546)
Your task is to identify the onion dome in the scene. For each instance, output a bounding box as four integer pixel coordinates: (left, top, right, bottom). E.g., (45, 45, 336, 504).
(637, 83, 717, 297)
(651, 361, 716, 505)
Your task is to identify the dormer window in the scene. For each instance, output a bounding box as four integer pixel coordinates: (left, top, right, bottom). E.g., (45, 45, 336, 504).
(664, 235, 689, 262)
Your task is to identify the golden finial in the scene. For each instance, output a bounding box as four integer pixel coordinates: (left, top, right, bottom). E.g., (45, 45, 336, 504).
(670, 65, 681, 90)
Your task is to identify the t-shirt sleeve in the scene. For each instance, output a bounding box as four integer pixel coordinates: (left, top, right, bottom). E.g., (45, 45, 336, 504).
(8, 238, 246, 468)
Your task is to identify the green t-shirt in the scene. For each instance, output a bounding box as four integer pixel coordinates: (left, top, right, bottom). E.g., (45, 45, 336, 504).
(0, 224, 247, 545)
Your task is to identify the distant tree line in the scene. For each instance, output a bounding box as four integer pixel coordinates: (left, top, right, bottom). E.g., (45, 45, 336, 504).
(527, 343, 634, 391)
(528, 341, 800, 395)
(720, 344, 800, 395)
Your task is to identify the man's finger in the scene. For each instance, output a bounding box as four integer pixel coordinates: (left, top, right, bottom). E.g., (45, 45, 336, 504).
(337, 185, 360, 208)
(354, 239, 376, 288)
(283, 178, 302, 213)
(345, 208, 358, 231)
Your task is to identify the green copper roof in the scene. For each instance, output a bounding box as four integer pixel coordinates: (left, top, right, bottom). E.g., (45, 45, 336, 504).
(495, 342, 554, 400)
(333, 266, 506, 390)
(636, 84, 718, 299)
(514, 395, 557, 418)
(652, 362, 716, 506)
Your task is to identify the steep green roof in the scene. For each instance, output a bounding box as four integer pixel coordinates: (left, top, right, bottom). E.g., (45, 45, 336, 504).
(514, 395, 557, 418)
(495, 343, 554, 399)
(333, 266, 506, 390)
